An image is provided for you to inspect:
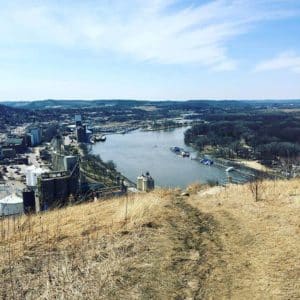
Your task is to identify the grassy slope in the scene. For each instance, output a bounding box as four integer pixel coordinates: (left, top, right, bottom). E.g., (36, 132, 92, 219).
(0, 180, 299, 299)
(188, 179, 300, 299)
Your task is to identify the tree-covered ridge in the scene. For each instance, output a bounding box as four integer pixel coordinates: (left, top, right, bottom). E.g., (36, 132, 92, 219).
(184, 112, 300, 162)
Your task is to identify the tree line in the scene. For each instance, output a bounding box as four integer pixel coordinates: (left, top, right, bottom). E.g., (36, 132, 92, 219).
(184, 112, 300, 163)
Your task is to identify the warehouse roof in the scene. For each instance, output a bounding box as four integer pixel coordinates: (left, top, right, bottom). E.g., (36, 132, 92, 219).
(0, 194, 23, 204)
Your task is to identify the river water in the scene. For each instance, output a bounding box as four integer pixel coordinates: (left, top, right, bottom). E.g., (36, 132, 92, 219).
(92, 127, 253, 188)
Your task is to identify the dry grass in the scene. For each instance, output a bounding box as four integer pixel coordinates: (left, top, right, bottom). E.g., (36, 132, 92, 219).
(186, 182, 203, 195)
(0, 189, 172, 260)
(233, 159, 273, 172)
(0, 189, 177, 299)
(188, 178, 300, 299)
(1, 180, 299, 299)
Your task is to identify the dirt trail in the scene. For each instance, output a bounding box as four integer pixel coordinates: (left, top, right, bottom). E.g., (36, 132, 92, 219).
(112, 194, 223, 299)
(1, 183, 299, 299)
(165, 195, 221, 299)
(188, 183, 300, 299)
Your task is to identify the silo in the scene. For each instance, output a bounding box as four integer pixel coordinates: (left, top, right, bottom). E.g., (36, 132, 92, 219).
(137, 172, 155, 192)
(148, 173, 155, 191)
(54, 175, 69, 204)
(26, 166, 46, 187)
(39, 177, 55, 210)
(25, 166, 35, 186)
(137, 175, 144, 191)
(144, 176, 155, 192)
(22, 188, 36, 214)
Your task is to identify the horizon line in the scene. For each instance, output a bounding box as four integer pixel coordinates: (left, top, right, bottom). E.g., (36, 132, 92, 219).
(1, 98, 300, 103)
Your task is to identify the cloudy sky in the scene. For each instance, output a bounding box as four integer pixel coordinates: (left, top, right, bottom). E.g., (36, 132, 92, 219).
(0, 0, 300, 100)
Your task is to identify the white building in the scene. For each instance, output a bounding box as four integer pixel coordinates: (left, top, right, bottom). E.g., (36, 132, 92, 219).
(25, 166, 47, 187)
(0, 194, 23, 216)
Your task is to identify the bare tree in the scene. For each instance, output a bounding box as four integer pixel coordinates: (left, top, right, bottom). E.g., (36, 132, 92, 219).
(249, 173, 264, 201)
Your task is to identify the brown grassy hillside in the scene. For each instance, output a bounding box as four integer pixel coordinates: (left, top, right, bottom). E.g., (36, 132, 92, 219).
(0, 180, 299, 299)
(188, 179, 300, 299)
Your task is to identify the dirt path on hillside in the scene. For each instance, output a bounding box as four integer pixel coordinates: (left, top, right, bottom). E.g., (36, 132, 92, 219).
(188, 188, 300, 299)
(1, 188, 298, 299)
(110, 195, 224, 299)
(165, 196, 222, 299)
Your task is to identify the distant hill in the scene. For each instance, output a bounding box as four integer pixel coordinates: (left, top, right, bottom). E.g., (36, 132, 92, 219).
(0, 104, 31, 127)
(2, 99, 300, 110)
(1, 99, 149, 110)
(0, 103, 25, 114)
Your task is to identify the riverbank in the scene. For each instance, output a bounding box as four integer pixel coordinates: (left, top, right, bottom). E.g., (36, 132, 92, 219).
(187, 142, 278, 178)
(233, 159, 272, 172)
(141, 124, 186, 132)
(75, 143, 136, 191)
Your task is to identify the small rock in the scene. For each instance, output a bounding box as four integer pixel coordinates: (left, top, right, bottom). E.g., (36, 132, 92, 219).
(181, 192, 190, 197)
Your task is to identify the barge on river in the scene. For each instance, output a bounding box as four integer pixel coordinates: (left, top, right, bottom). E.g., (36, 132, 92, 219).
(170, 146, 190, 157)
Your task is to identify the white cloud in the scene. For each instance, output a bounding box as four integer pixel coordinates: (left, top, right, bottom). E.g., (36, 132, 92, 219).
(255, 51, 300, 73)
(0, 0, 299, 71)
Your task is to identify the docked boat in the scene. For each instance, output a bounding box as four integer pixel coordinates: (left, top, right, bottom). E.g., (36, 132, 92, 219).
(200, 158, 214, 166)
(226, 166, 235, 172)
(170, 147, 190, 157)
(181, 150, 190, 157)
(94, 134, 106, 142)
(99, 134, 106, 142)
(170, 146, 181, 153)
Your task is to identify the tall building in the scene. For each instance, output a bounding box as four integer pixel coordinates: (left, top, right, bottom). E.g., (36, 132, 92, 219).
(76, 125, 87, 143)
(28, 127, 42, 146)
(75, 115, 82, 126)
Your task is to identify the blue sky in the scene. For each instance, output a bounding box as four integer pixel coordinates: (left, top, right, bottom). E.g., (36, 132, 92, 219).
(0, 0, 300, 100)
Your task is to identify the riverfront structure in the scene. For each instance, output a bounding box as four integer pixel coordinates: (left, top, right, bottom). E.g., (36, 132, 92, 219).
(137, 172, 155, 192)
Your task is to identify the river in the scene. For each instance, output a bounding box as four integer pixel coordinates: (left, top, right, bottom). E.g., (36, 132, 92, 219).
(92, 127, 254, 188)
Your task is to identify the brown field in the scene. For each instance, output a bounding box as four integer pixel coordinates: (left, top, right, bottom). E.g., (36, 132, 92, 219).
(0, 179, 299, 299)
(233, 159, 273, 172)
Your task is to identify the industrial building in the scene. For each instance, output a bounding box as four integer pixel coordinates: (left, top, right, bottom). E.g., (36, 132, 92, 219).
(2, 136, 27, 153)
(1, 148, 16, 159)
(64, 156, 78, 171)
(137, 172, 155, 192)
(38, 161, 80, 209)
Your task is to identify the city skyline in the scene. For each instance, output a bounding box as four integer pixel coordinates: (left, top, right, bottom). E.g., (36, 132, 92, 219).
(0, 0, 300, 100)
